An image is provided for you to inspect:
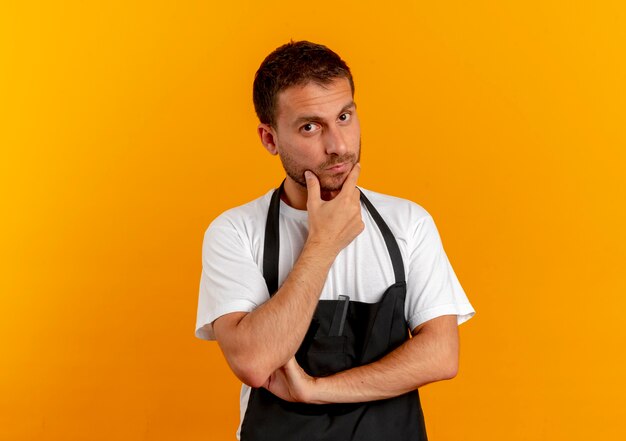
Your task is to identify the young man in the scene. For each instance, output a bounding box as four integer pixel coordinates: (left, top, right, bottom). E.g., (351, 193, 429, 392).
(195, 40, 475, 440)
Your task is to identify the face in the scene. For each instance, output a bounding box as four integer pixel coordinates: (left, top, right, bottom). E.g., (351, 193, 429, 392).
(263, 77, 361, 194)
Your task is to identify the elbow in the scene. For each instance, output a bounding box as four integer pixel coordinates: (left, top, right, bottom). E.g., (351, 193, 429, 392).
(438, 352, 459, 381)
(227, 354, 273, 389)
(214, 314, 282, 388)
(216, 332, 275, 388)
(427, 348, 458, 383)
(440, 359, 458, 380)
(236, 368, 270, 389)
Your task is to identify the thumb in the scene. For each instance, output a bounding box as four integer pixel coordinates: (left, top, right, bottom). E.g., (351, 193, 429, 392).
(304, 171, 320, 206)
(284, 357, 302, 377)
(285, 357, 298, 370)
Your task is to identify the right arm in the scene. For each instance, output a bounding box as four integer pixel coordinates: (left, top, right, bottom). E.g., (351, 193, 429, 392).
(213, 165, 363, 388)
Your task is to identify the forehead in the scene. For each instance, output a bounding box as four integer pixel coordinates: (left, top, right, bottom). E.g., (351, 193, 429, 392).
(275, 77, 353, 123)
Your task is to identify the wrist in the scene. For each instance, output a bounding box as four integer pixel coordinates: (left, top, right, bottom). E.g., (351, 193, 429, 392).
(302, 237, 340, 263)
(306, 376, 331, 405)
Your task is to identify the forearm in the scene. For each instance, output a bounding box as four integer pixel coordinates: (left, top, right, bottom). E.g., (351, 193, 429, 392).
(219, 240, 337, 387)
(216, 166, 364, 388)
(309, 317, 459, 403)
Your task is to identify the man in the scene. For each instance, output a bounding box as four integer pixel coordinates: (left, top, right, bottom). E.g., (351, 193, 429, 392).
(195, 40, 475, 440)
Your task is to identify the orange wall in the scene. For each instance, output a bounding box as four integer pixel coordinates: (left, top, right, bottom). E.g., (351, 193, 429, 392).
(1, 1, 625, 440)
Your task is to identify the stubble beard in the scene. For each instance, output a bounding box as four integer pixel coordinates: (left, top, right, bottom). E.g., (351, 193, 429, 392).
(279, 141, 362, 193)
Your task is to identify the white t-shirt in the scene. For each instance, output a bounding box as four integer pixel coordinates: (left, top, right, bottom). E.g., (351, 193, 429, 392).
(195, 187, 475, 438)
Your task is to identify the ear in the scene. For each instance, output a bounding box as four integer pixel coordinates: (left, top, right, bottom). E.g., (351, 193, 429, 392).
(258, 123, 278, 155)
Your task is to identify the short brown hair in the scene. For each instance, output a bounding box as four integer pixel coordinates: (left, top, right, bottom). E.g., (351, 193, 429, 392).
(253, 40, 354, 126)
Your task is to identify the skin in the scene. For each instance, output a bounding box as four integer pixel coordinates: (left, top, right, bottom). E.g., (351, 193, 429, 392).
(259, 77, 361, 208)
(213, 77, 460, 402)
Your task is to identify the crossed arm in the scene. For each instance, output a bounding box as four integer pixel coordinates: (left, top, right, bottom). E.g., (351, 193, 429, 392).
(213, 165, 460, 403)
(262, 314, 459, 404)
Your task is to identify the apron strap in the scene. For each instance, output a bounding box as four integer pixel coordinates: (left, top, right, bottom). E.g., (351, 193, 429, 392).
(262, 182, 406, 296)
(262, 180, 284, 296)
(358, 189, 406, 284)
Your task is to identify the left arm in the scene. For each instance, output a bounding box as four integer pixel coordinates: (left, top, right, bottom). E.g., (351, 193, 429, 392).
(264, 314, 459, 404)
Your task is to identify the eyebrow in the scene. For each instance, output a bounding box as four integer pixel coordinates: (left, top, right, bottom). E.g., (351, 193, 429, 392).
(292, 101, 357, 128)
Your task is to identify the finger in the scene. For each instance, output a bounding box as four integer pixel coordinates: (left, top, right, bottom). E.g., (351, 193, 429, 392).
(340, 162, 361, 196)
(284, 357, 297, 371)
(305, 171, 321, 207)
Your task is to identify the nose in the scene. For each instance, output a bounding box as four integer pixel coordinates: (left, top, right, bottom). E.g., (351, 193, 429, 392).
(324, 125, 348, 156)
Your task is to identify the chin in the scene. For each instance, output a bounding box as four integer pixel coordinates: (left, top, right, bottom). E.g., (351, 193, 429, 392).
(319, 175, 348, 193)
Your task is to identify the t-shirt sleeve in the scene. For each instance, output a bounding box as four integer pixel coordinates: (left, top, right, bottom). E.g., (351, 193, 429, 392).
(405, 214, 475, 331)
(195, 218, 270, 341)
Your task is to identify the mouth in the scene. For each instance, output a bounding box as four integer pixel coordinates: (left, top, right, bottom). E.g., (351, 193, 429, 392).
(325, 162, 350, 173)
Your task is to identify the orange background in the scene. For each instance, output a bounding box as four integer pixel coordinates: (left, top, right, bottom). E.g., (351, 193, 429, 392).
(1, 1, 625, 440)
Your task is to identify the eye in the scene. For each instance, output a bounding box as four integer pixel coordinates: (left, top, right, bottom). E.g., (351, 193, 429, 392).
(300, 122, 320, 134)
(338, 112, 351, 122)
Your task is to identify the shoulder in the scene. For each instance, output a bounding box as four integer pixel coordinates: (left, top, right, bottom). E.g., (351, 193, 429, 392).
(203, 189, 274, 244)
(208, 190, 273, 228)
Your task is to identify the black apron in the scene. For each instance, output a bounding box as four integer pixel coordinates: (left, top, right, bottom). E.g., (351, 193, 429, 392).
(240, 183, 428, 441)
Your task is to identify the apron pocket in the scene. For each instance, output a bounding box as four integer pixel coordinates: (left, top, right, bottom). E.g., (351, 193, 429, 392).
(309, 335, 347, 353)
(303, 336, 352, 377)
